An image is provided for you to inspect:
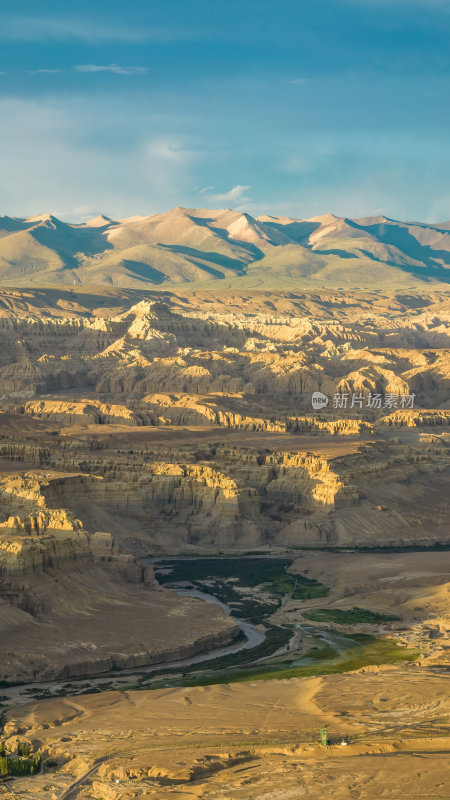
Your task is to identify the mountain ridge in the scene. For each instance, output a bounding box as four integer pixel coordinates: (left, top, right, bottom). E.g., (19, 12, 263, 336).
(0, 206, 449, 290)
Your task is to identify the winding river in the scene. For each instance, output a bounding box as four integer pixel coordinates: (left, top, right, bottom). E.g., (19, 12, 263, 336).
(174, 587, 266, 652)
(0, 585, 265, 707)
(0, 562, 360, 709)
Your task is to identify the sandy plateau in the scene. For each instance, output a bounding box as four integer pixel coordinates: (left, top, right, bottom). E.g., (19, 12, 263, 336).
(0, 283, 448, 798)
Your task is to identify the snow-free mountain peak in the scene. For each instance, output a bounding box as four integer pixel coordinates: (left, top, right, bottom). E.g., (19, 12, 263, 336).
(0, 206, 448, 290)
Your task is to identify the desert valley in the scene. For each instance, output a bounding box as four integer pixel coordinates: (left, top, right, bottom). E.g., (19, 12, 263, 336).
(0, 207, 448, 799)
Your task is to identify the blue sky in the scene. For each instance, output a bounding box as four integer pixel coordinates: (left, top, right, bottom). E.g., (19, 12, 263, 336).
(0, 0, 449, 222)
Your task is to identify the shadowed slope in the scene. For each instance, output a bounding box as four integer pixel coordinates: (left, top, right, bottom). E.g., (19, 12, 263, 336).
(0, 206, 449, 288)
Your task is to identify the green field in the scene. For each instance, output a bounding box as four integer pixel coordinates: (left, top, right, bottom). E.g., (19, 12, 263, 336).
(269, 573, 330, 600)
(303, 607, 401, 625)
(145, 634, 419, 690)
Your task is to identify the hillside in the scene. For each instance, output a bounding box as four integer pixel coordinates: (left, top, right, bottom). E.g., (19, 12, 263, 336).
(0, 207, 449, 289)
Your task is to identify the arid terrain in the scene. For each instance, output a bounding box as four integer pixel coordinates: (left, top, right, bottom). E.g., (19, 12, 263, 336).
(1, 549, 448, 799)
(1, 208, 449, 290)
(0, 243, 448, 798)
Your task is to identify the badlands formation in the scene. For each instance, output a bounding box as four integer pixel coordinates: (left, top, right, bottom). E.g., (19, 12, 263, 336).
(0, 214, 448, 798)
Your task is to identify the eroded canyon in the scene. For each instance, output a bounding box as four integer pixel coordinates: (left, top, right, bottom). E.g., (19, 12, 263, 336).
(0, 283, 448, 799)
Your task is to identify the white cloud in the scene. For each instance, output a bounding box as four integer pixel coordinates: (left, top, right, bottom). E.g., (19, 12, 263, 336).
(0, 98, 204, 221)
(58, 205, 103, 222)
(75, 64, 148, 75)
(145, 139, 198, 162)
(137, 138, 203, 207)
(29, 69, 63, 74)
(291, 77, 308, 85)
(0, 16, 185, 43)
(208, 185, 252, 206)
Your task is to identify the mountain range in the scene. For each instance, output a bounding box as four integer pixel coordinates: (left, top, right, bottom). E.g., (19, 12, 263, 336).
(0, 206, 449, 290)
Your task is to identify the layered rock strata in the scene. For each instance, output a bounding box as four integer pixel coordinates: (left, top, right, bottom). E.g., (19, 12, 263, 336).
(0, 474, 238, 682)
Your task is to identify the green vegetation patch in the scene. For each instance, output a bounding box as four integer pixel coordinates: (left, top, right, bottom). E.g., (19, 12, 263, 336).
(303, 607, 401, 625)
(128, 624, 294, 691)
(156, 557, 295, 587)
(156, 557, 329, 622)
(266, 572, 329, 600)
(293, 576, 329, 600)
(0, 742, 42, 777)
(151, 635, 418, 690)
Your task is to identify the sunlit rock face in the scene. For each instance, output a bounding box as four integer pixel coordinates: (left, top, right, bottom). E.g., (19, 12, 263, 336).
(0, 471, 238, 683)
(0, 286, 448, 555)
(0, 284, 448, 687)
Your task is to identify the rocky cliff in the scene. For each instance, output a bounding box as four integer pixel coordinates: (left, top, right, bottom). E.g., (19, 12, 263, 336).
(0, 285, 448, 683)
(0, 471, 238, 683)
(0, 290, 448, 410)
